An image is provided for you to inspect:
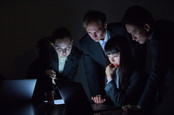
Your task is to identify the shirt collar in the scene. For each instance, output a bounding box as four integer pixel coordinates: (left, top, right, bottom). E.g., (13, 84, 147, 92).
(99, 29, 110, 44)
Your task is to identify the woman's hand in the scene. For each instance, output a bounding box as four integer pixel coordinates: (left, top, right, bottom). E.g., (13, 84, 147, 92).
(45, 69, 57, 79)
(105, 63, 117, 81)
(91, 94, 106, 104)
(45, 69, 57, 84)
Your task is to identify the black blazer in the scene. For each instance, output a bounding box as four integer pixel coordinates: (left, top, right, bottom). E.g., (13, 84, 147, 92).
(105, 70, 146, 107)
(28, 44, 82, 81)
(138, 20, 174, 110)
(79, 22, 131, 96)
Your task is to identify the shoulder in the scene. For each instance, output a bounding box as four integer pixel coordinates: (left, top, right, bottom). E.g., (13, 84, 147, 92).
(70, 46, 82, 59)
(79, 33, 97, 50)
(79, 33, 91, 45)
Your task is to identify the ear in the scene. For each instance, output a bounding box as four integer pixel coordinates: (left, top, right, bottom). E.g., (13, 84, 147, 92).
(103, 22, 108, 29)
(144, 23, 151, 32)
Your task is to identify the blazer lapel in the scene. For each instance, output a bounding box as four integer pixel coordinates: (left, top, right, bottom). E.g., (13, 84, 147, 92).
(87, 40, 106, 68)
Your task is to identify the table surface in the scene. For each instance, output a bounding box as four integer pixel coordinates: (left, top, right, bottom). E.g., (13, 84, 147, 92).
(0, 102, 149, 115)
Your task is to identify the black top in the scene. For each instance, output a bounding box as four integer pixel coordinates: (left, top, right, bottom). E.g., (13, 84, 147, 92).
(138, 20, 174, 109)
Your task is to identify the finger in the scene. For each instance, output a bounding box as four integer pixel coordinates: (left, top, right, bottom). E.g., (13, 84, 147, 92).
(95, 96, 99, 103)
(122, 105, 129, 111)
(51, 70, 56, 74)
(91, 97, 94, 101)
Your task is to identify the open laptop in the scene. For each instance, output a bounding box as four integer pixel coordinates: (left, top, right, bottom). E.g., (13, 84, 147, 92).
(56, 81, 119, 113)
(0, 79, 37, 105)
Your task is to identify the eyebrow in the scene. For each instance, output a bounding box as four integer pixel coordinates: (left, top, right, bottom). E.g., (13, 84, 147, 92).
(55, 44, 72, 48)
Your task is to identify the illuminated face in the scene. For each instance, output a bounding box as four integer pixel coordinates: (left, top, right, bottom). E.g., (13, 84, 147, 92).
(54, 37, 73, 58)
(125, 24, 149, 44)
(86, 22, 106, 42)
(107, 52, 120, 66)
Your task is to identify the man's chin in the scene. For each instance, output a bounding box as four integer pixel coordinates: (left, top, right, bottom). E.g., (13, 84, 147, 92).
(92, 38, 100, 42)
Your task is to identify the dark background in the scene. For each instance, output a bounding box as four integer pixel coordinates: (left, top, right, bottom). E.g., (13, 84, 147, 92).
(1, 1, 174, 113)
(1, 0, 174, 93)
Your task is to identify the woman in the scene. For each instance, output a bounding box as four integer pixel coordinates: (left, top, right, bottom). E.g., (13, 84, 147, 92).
(92, 35, 146, 107)
(28, 28, 82, 104)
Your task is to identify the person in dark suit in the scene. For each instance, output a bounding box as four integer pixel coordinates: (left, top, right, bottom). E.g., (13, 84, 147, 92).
(79, 10, 146, 101)
(91, 35, 146, 107)
(28, 27, 82, 104)
(122, 5, 174, 114)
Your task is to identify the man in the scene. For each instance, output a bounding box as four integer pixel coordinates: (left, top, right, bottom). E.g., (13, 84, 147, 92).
(122, 5, 174, 114)
(79, 10, 143, 102)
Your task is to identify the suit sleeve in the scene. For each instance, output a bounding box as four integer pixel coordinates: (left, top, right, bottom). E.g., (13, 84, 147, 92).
(105, 71, 143, 107)
(138, 38, 168, 109)
(82, 48, 105, 96)
(64, 47, 82, 81)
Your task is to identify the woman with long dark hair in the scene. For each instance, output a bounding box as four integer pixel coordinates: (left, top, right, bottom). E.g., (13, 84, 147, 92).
(92, 35, 146, 107)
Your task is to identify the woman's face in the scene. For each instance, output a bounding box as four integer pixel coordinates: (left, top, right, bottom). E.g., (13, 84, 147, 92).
(53, 37, 73, 58)
(107, 52, 120, 66)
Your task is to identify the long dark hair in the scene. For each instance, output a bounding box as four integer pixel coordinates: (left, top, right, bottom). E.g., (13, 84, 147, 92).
(105, 35, 134, 90)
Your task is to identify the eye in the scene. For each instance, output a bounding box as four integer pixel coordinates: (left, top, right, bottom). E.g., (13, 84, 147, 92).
(66, 46, 72, 50)
(55, 47, 62, 51)
(113, 55, 118, 58)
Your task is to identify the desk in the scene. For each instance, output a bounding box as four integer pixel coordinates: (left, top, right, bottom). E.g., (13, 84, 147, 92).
(1, 103, 146, 115)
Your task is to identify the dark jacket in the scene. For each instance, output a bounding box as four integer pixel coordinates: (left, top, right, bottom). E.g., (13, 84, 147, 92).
(105, 70, 146, 107)
(28, 38, 82, 101)
(79, 22, 140, 96)
(138, 20, 174, 111)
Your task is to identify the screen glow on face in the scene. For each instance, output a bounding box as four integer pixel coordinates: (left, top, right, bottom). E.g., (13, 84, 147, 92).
(54, 38, 73, 58)
(107, 52, 120, 66)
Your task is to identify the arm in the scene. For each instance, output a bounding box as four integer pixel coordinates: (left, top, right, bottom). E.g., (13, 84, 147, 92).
(138, 38, 168, 109)
(91, 64, 117, 104)
(82, 53, 105, 96)
(105, 71, 142, 107)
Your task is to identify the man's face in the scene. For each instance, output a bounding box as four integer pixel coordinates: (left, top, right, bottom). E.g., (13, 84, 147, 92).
(125, 24, 149, 44)
(86, 22, 106, 42)
(54, 37, 73, 58)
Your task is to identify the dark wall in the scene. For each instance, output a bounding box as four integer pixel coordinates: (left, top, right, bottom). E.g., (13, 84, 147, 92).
(1, 0, 174, 79)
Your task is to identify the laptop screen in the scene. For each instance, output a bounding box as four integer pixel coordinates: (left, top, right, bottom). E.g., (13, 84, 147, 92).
(0, 79, 37, 104)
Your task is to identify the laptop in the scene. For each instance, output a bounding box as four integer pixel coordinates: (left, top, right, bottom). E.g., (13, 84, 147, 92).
(0, 79, 37, 105)
(56, 81, 118, 113)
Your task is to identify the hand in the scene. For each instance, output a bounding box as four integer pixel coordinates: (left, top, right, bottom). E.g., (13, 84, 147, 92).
(45, 69, 57, 79)
(91, 94, 106, 104)
(122, 105, 141, 112)
(105, 63, 117, 81)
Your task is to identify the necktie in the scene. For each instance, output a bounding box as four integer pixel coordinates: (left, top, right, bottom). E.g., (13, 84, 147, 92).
(102, 41, 106, 50)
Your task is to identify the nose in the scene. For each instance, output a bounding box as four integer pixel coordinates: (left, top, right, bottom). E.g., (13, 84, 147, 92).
(62, 49, 67, 53)
(110, 57, 115, 63)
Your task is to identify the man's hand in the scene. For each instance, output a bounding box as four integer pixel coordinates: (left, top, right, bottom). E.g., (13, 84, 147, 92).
(91, 95, 106, 104)
(122, 105, 141, 112)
